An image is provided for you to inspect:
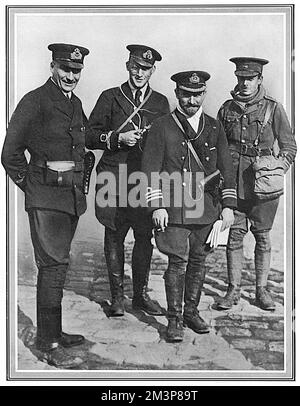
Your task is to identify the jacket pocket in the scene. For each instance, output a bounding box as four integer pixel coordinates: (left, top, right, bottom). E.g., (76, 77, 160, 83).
(44, 167, 74, 187)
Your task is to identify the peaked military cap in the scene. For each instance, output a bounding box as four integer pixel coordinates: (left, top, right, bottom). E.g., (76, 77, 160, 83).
(230, 57, 269, 77)
(127, 44, 162, 68)
(171, 71, 210, 92)
(48, 43, 90, 69)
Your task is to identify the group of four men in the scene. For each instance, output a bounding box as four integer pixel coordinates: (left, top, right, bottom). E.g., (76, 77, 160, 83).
(2, 42, 296, 368)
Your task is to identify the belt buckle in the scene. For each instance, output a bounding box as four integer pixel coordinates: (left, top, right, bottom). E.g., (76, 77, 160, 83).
(240, 143, 248, 155)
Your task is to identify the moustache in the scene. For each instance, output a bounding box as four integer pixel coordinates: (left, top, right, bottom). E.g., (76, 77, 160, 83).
(62, 80, 77, 84)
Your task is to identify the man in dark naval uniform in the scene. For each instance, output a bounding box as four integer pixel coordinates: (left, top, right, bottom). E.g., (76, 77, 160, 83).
(2, 43, 90, 368)
(86, 44, 169, 317)
(216, 57, 296, 311)
(141, 71, 237, 342)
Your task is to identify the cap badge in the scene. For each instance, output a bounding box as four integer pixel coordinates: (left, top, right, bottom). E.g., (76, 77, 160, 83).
(143, 50, 153, 60)
(189, 73, 200, 84)
(242, 65, 249, 69)
(71, 48, 82, 60)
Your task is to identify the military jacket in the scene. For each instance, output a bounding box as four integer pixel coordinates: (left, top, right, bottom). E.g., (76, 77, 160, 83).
(86, 81, 170, 229)
(218, 86, 297, 200)
(141, 109, 237, 226)
(1, 78, 88, 216)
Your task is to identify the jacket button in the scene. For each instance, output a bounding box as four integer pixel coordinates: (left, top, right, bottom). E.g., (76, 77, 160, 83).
(204, 142, 208, 146)
(182, 182, 186, 186)
(69, 127, 72, 131)
(241, 140, 246, 143)
(206, 157, 210, 161)
(81, 126, 85, 132)
(183, 168, 187, 172)
(181, 156, 185, 160)
(242, 126, 246, 130)
(182, 141, 185, 146)
(243, 115, 247, 118)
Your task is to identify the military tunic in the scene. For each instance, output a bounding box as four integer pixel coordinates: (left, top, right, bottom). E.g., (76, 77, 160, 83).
(141, 109, 237, 226)
(217, 86, 296, 200)
(86, 81, 170, 229)
(1, 78, 88, 217)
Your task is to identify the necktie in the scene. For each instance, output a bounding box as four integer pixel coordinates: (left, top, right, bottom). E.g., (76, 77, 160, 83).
(134, 89, 142, 106)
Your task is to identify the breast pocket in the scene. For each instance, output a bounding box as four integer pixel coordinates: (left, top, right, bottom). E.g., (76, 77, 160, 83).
(223, 115, 240, 140)
(247, 111, 265, 143)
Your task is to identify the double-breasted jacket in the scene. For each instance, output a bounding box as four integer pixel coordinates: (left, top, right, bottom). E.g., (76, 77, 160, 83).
(1, 78, 88, 216)
(86, 81, 170, 229)
(141, 109, 237, 226)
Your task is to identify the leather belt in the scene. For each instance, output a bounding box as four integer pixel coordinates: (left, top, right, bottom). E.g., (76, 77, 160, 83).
(229, 142, 273, 157)
(31, 159, 84, 172)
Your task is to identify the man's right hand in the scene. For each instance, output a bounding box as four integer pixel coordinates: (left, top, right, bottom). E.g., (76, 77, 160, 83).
(152, 208, 168, 232)
(118, 130, 142, 146)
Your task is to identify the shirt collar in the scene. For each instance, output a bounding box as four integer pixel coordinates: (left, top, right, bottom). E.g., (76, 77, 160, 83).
(127, 80, 148, 100)
(51, 77, 72, 99)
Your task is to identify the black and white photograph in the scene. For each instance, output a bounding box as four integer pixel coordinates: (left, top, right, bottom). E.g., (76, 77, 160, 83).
(0, 1, 298, 386)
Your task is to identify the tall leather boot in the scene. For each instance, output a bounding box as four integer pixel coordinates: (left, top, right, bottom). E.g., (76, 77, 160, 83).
(164, 271, 185, 342)
(131, 239, 163, 316)
(36, 305, 83, 368)
(254, 232, 275, 311)
(104, 230, 125, 317)
(183, 265, 209, 334)
(36, 266, 85, 347)
(216, 247, 243, 310)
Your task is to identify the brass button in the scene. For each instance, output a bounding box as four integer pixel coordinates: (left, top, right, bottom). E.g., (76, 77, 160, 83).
(243, 115, 247, 118)
(182, 182, 186, 186)
(241, 140, 246, 144)
(204, 142, 208, 146)
(206, 157, 210, 161)
(182, 141, 185, 146)
(181, 156, 185, 160)
(242, 126, 246, 130)
(183, 168, 187, 172)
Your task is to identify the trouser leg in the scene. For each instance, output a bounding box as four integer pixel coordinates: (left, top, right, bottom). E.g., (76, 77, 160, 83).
(249, 198, 279, 311)
(253, 230, 275, 310)
(164, 256, 186, 342)
(183, 225, 211, 333)
(36, 264, 67, 346)
(28, 209, 83, 349)
(131, 210, 163, 315)
(217, 210, 248, 310)
(104, 221, 129, 316)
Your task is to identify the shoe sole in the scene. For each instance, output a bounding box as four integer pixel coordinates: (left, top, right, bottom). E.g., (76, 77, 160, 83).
(132, 305, 164, 316)
(257, 304, 275, 311)
(38, 354, 84, 368)
(109, 312, 125, 317)
(216, 305, 233, 310)
(166, 337, 184, 342)
(183, 322, 210, 334)
(59, 339, 85, 348)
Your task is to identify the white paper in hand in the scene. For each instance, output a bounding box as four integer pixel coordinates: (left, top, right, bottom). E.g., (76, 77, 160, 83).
(206, 220, 230, 248)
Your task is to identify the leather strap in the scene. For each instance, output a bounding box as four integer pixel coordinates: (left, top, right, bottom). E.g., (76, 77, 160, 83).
(171, 111, 217, 177)
(117, 87, 153, 133)
(253, 100, 276, 147)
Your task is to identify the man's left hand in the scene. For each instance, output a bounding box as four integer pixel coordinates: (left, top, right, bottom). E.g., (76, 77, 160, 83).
(220, 207, 235, 231)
